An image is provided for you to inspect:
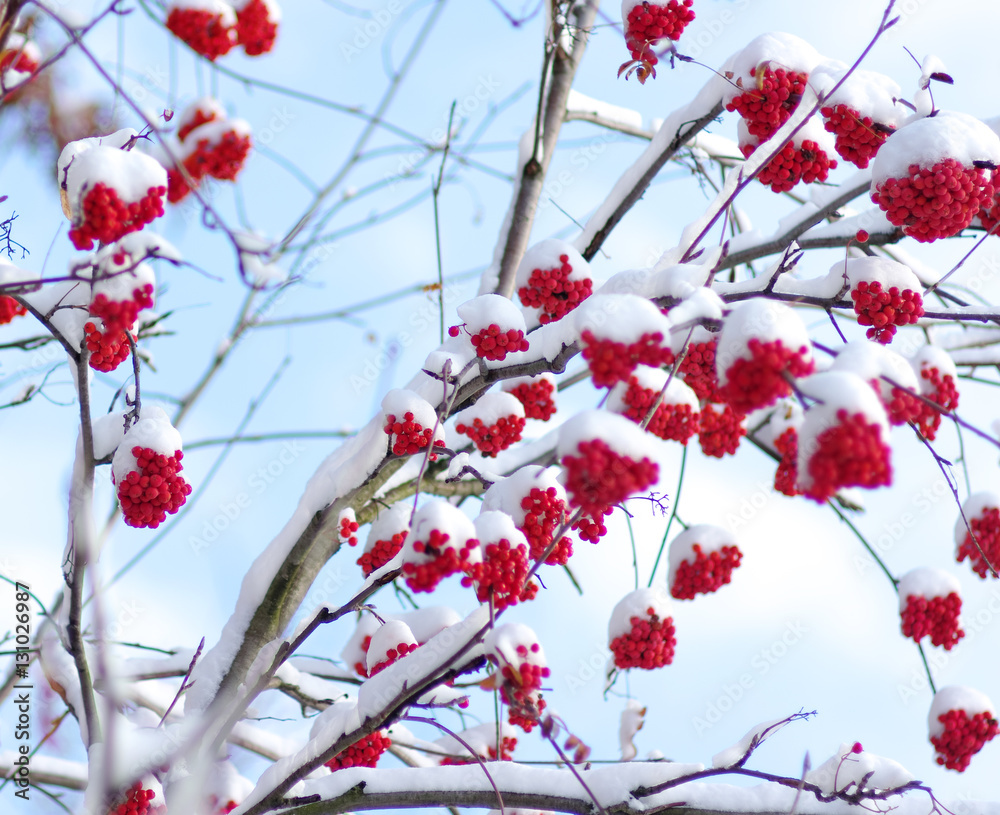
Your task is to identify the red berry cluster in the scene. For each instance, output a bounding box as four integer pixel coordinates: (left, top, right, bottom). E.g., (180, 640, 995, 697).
(368, 640, 420, 676)
(469, 324, 530, 361)
(609, 607, 676, 670)
(726, 66, 808, 139)
(117, 446, 193, 529)
(957, 507, 1000, 580)
(107, 783, 165, 815)
(871, 159, 996, 243)
(519, 487, 573, 565)
(401, 529, 479, 593)
(915, 366, 959, 440)
(621, 376, 697, 443)
(876, 380, 922, 427)
(802, 409, 892, 503)
(178, 108, 219, 142)
(353, 634, 372, 677)
(440, 736, 517, 764)
(850, 280, 923, 344)
(169, 128, 252, 203)
(357, 530, 406, 577)
(667, 339, 723, 402)
(573, 508, 612, 544)
(236, 0, 279, 55)
(697, 403, 745, 458)
(624, 1, 695, 64)
(90, 284, 155, 337)
(0, 46, 38, 74)
(466, 538, 538, 610)
(741, 138, 836, 193)
(670, 543, 743, 600)
(166, 7, 237, 61)
(562, 439, 658, 518)
(930, 709, 999, 771)
(721, 338, 814, 414)
(900, 592, 964, 650)
(324, 730, 392, 771)
(69, 183, 167, 250)
(339, 516, 359, 546)
(517, 254, 592, 324)
(455, 414, 526, 457)
(84, 322, 133, 372)
(507, 378, 557, 421)
(384, 412, 444, 459)
(504, 688, 547, 732)
(0, 294, 27, 324)
(773, 427, 799, 496)
(820, 104, 894, 169)
(580, 329, 671, 388)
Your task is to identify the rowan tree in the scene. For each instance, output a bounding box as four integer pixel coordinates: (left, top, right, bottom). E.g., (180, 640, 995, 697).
(1, 1, 999, 814)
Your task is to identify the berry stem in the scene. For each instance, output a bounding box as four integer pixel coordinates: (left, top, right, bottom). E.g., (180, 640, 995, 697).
(647, 445, 688, 588)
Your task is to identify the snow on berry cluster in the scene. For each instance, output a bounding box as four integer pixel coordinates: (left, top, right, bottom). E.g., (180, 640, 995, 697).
(515, 240, 592, 327)
(482, 466, 573, 566)
(338, 508, 359, 546)
(621, 0, 695, 76)
(342, 607, 459, 678)
(813, 66, 903, 169)
(558, 411, 660, 520)
(504, 373, 557, 421)
(164, 99, 252, 203)
(796, 372, 892, 503)
(454, 392, 526, 457)
(486, 624, 550, 732)
(609, 365, 699, 444)
(870, 112, 1000, 243)
(400, 501, 481, 593)
(717, 299, 814, 414)
(830, 340, 921, 426)
(955, 493, 1000, 580)
(382, 389, 446, 459)
(576, 295, 672, 388)
(167, 0, 279, 60)
(0, 294, 27, 324)
(366, 620, 420, 676)
(452, 294, 530, 361)
(466, 512, 539, 610)
(838, 257, 925, 344)
(357, 502, 409, 576)
(899, 568, 964, 650)
(668, 525, 743, 600)
(608, 587, 676, 670)
(107, 782, 166, 815)
(436, 722, 517, 764)
(928, 686, 999, 772)
(60, 137, 168, 251)
(912, 346, 959, 440)
(112, 408, 193, 529)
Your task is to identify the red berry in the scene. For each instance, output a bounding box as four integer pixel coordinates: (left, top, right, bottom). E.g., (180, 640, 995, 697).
(913, 364, 958, 441)
(324, 730, 392, 771)
(669, 536, 742, 600)
(581, 329, 672, 389)
(505, 376, 557, 421)
(623, 0, 696, 64)
(697, 402, 745, 458)
(69, 182, 167, 250)
(850, 280, 924, 345)
(561, 438, 658, 519)
(930, 702, 998, 772)
(740, 137, 837, 193)
(801, 408, 892, 503)
(720, 337, 814, 414)
(383, 411, 445, 459)
(773, 427, 799, 496)
(956, 503, 1000, 580)
(726, 65, 809, 140)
